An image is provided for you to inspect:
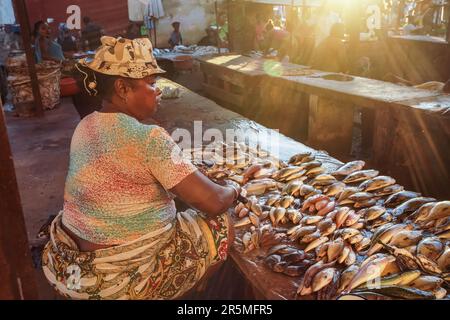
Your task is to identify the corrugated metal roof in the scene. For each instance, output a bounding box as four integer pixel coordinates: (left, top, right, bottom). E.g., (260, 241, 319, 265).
(25, 0, 130, 37)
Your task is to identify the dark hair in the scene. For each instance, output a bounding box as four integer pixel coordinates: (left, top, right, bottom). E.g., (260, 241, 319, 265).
(83, 17, 91, 24)
(74, 64, 136, 101)
(33, 20, 45, 38)
(265, 19, 274, 32)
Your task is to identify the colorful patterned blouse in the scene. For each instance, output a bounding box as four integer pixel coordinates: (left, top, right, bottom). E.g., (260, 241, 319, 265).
(62, 112, 197, 245)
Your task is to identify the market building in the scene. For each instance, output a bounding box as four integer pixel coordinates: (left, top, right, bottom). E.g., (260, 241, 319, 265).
(1, 0, 449, 301)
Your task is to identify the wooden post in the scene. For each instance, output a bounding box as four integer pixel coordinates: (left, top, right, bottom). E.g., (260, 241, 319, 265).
(215, 0, 221, 54)
(13, 0, 44, 117)
(0, 100, 38, 300)
(308, 96, 354, 157)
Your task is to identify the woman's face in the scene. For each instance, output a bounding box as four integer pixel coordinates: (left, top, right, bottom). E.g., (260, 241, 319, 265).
(126, 76, 162, 120)
(39, 23, 51, 37)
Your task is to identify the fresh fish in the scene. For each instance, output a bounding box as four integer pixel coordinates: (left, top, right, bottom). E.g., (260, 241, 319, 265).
(335, 207, 352, 229)
(373, 184, 404, 197)
(300, 215, 324, 225)
(288, 225, 317, 241)
(433, 287, 447, 300)
(343, 169, 379, 184)
(305, 166, 326, 179)
(300, 230, 322, 244)
(299, 184, 316, 197)
(249, 212, 260, 227)
(389, 230, 423, 248)
(436, 247, 450, 272)
(353, 286, 435, 300)
(393, 197, 436, 219)
(359, 176, 396, 192)
(367, 224, 412, 255)
(348, 234, 364, 245)
(327, 238, 345, 262)
(279, 196, 295, 208)
(344, 255, 396, 292)
(235, 217, 252, 228)
(305, 236, 329, 253)
(361, 206, 386, 222)
(423, 201, 450, 223)
(385, 191, 421, 208)
(336, 228, 360, 240)
(411, 202, 436, 223)
(344, 247, 357, 266)
(416, 237, 444, 261)
(238, 207, 250, 218)
(287, 209, 302, 224)
(317, 201, 336, 217)
(321, 223, 337, 237)
(297, 260, 336, 295)
(410, 276, 444, 291)
(354, 198, 377, 209)
(337, 187, 360, 203)
(332, 161, 366, 176)
(349, 192, 375, 203)
(274, 207, 287, 226)
(344, 211, 362, 227)
(324, 182, 346, 197)
(282, 181, 303, 196)
(264, 254, 282, 269)
(312, 268, 337, 292)
(337, 243, 351, 264)
(299, 160, 323, 171)
(338, 265, 360, 293)
(355, 238, 371, 252)
(357, 270, 421, 290)
(289, 152, 312, 165)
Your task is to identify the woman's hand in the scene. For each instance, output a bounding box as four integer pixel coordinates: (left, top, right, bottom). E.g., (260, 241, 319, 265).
(170, 171, 239, 218)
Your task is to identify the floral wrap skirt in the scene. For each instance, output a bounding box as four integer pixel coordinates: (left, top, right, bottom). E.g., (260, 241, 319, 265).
(42, 209, 229, 300)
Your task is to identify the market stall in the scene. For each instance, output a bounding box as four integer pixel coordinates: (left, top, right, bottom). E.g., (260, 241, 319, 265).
(155, 78, 450, 300)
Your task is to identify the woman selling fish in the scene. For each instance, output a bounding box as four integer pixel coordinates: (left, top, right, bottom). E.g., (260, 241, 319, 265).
(41, 36, 245, 300)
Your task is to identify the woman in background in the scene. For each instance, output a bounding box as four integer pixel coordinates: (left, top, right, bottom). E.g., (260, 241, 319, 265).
(33, 21, 65, 63)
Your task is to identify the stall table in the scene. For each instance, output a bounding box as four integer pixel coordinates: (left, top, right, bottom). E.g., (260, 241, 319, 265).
(372, 94, 450, 199)
(154, 78, 343, 300)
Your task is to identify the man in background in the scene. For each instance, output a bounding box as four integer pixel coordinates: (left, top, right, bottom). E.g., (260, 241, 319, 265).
(168, 21, 182, 48)
(311, 23, 349, 73)
(81, 17, 104, 51)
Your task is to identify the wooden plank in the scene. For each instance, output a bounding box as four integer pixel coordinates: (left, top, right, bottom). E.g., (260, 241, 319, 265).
(202, 83, 245, 110)
(372, 105, 450, 199)
(13, 0, 44, 117)
(0, 99, 38, 299)
(308, 95, 354, 157)
(199, 61, 249, 88)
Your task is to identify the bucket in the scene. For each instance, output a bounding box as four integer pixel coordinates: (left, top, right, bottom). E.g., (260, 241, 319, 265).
(173, 55, 194, 71)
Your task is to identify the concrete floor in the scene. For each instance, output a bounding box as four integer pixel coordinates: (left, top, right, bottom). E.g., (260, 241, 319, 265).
(5, 98, 79, 299)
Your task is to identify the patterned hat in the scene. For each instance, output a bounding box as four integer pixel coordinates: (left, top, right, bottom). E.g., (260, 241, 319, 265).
(79, 36, 165, 78)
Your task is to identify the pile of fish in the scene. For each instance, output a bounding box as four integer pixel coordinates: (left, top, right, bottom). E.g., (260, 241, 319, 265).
(185, 142, 450, 300)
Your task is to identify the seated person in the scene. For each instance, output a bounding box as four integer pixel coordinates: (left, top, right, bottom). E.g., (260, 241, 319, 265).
(81, 17, 104, 51)
(198, 26, 218, 46)
(125, 22, 141, 40)
(33, 21, 65, 63)
(58, 23, 78, 54)
(168, 21, 183, 48)
(41, 36, 246, 300)
(263, 19, 290, 56)
(311, 23, 349, 73)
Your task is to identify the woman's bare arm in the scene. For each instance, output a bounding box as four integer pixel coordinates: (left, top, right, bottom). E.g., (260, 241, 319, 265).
(170, 171, 238, 218)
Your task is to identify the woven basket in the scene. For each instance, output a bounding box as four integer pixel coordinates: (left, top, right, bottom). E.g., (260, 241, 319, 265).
(8, 68, 61, 111)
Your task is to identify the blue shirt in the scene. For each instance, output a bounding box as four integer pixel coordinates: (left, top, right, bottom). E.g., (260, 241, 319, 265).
(35, 36, 65, 63)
